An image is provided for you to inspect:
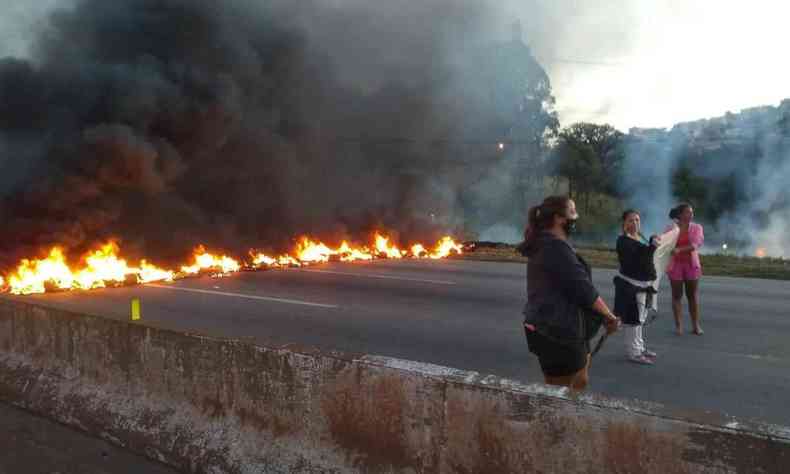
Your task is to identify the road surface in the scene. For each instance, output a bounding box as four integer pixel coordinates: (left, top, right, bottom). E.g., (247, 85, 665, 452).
(13, 258, 790, 426)
(0, 401, 177, 474)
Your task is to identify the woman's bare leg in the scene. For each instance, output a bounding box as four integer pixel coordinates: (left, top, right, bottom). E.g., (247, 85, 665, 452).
(544, 374, 574, 387)
(685, 279, 702, 334)
(670, 280, 684, 335)
(543, 355, 591, 392)
(570, 355, 591, 391)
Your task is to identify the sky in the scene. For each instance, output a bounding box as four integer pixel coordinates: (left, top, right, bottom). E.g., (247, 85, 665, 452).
(2, 0, 789, 132)
(503, 0, 790, 131)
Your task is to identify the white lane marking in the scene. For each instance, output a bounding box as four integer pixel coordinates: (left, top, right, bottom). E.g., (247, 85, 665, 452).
(145, 284, 338, 308)
(646, 343, 786, 363)
(297, 269, 456, 285)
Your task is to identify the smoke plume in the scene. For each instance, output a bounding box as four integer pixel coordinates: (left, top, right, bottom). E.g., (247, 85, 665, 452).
(0, 0, 536, 267)
(620, 102, 790, 257)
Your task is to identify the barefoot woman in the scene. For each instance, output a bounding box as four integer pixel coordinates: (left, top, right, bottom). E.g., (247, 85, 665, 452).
(667, 203, 704, 335)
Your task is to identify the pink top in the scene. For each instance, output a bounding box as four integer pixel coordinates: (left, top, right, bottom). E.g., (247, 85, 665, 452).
(666, 222, 704, 271)
(675, 231, 692, 263)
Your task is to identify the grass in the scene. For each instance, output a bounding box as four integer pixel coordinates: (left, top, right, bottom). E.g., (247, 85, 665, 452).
(454, 244, 790, 281)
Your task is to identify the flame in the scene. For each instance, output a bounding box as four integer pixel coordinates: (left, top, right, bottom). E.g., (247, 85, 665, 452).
(375, 234, 404, 259)
(9, 248, 74, 295)
(338, 241, 373, 262)
(410, 243, 428, 258)
(138, 261, 175, 284)
(251, 252, 277, 267)
(250, 251, 303, 268)
(181, 246, 241, 275)
(3, 234, 463, 295)
(72, 242, 133, 290)
(430, 236, 463, 259)
(277, 255, 302, 267)
(6, 242, 175, 295)
(295, 237, 336, 263)
(756, 247, 767, 258)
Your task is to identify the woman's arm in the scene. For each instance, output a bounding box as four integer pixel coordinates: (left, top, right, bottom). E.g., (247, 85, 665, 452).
(674, 226, 704, 254)
(591, 296, 621, 334)
(545, 242, 621, 333)
(690, 223, 704, 249)
(544, 241, 600, 308)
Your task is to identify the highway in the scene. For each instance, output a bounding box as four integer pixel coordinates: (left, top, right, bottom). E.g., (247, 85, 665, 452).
(14, 258, 790, 426)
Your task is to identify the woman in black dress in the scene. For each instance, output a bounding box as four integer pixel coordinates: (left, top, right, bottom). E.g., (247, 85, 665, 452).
(521, 195, 621, 391)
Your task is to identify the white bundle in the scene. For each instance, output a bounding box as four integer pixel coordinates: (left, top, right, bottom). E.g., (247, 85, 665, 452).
(652, 221, 680, 296)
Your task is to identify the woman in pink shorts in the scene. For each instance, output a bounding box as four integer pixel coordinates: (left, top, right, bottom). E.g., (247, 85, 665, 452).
(666, 203, 704, 335)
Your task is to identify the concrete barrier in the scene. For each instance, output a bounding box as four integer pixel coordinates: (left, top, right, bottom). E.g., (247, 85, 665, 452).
(0, 297, 788, 473)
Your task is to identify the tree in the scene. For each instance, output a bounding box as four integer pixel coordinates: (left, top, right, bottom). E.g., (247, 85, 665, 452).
(490, 23, 560, 190)
(549, 122, 625, 211)
(453, 20, 561, 233)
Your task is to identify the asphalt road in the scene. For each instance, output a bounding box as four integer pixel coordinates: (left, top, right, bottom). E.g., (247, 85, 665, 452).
(0, 402, 177, 474)
(14, 258, 790, 426)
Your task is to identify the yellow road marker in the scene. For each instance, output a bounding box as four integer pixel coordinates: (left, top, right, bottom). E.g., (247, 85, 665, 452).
(131, 298, 141, 321)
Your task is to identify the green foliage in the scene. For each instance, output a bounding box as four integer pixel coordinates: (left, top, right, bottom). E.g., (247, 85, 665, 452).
(548, 122, 626, 208)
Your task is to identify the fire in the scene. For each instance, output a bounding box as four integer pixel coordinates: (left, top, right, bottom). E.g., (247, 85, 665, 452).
(756, 247, 767, 258)
(337, 241, 374, 262)
(410, 243, 428, 258)
(73, 242, 134, 290)
(251, 252, 277, 267)
(181, 246, 241, 275)
(295, 237, 336, 263)
(375, 234, 405, 259)
(7, 243, 175, 295)
(9, 248, 74, 295)
(430, 236, 464, 259)
(278, 255, 302, 267)
(250, 251, 301, 268)
(4, 234, 462, 295)
(138, 261, 175, 284)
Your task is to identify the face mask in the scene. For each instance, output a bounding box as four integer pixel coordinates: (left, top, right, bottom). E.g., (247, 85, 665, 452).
(563, 218, 578, 235)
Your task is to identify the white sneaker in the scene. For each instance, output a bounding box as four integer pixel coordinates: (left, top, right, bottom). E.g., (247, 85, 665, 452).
(628, 355, 654, 365)
(643, 349, 657, 358)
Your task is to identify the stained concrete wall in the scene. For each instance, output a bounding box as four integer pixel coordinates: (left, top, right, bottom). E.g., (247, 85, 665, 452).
(0, 297, 788, 473)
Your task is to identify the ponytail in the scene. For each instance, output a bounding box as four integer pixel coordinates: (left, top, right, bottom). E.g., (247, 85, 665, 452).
(519, 195, 571, 254)
(669, 202, 691, 220)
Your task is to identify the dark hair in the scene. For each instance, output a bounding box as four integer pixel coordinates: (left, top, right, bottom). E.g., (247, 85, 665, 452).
(622, 209, 639, 222)
(521, 195, 572, 251)
(621, 209, 639, 234)
(669, 203, 692, 220)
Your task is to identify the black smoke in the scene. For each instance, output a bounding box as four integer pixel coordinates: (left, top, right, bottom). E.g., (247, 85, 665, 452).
(0, 0, 529, 267)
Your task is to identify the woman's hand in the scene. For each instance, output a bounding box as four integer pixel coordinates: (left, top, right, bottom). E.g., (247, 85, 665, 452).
(605, 314, 621, 334)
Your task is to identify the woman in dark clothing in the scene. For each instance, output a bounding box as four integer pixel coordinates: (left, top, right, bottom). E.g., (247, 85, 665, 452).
(615, 210, 660, 365)
(521, 196, 621, 391)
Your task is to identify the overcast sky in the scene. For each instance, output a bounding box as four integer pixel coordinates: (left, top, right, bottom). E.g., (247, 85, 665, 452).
(502, 0, 790, 131)
(3, 0, 788, 132)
